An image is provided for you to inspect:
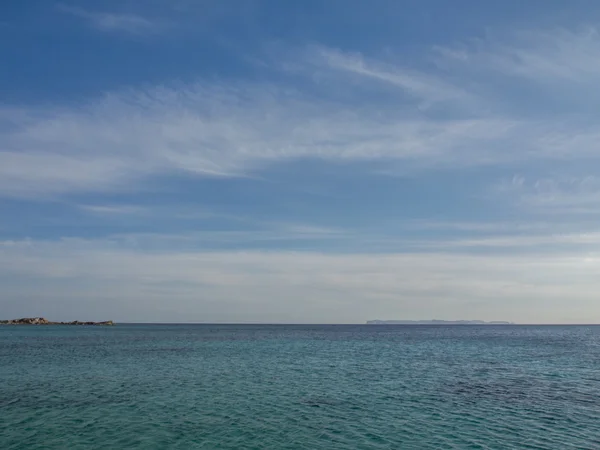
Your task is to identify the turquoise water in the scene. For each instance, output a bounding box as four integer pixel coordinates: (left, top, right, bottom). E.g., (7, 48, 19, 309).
(1, 325, 599, 449)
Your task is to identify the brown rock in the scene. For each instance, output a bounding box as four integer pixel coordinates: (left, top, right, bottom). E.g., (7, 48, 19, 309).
(0, 317, 114, 326)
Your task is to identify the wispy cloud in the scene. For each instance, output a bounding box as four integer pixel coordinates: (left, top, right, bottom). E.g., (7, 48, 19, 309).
(79, 204, 147, 215)
(2, 25, 600, 200)
(0, 83, 515, 197)
(437, 231, 600, 250)
(434, 27, 600, 96)
(307, 47, 470, 107)
(497, 175, 600, 214)
(57, 4, 159, 35)
(403, 220, 552, 233)
(0, 83, 582, 199)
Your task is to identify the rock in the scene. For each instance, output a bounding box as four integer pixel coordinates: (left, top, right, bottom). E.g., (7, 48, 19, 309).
(0, 317, 114, 326)
(6, 317, 50, 325)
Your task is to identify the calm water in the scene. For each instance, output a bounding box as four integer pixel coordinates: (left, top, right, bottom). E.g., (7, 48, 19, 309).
(1, 325, 599, 449)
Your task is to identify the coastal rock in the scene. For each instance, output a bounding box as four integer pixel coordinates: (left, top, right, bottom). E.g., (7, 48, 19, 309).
(3, 317, 50, 325)
(0, 317, 114, 326)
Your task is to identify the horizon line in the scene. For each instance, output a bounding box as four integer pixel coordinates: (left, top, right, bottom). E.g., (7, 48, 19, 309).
(97, 322, 600, 326)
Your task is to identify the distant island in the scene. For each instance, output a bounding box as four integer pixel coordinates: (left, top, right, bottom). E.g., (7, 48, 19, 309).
(366, 320, 513, 325)
(0, 317, 114, 326)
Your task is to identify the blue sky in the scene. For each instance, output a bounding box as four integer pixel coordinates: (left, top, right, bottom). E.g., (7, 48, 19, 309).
(2, 0, 600, 323)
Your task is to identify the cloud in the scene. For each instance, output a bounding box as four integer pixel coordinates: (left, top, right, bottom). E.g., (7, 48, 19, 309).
(57, 4, 158, 35)
(2, 26, 600, 199)
(1, 237, 599, 323)
(404, 220, 551, 233)
(437, 231, 600, 250)
(0, 82, 515, 197)
(0, 81, 586, 199)
(434, 26, 600, 101)
(305, 47, 470, 107)
(79, 204, 147, 215)
(0, 150, 136, 197)
(498, 175, 600, 214)
(95, 224, 350, 250)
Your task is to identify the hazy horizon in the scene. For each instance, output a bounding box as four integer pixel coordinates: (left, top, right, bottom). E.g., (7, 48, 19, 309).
(6, 318, 600, 326)
(2, 1, 600, 323)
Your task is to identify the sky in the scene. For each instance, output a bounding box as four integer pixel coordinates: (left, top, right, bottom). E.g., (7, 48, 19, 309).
(2, 0, 600, 323)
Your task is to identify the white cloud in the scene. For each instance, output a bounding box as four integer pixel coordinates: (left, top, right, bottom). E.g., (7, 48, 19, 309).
(0, 151, 136, 197)
(2, 27, 600, 199)
(58, 4, 158, 35)
(1, 237, 599, 323)
(498, 175, 600, 214)
(102, 226, 349, 249)
(307, 47, 470, 107)
(79, 204, 147, 215)
(435, 27, 600, 85)
(0, 82, 517, 197)
(436, 231, 600, 249)
(0, 80, 590, 199)
(403, 220, 552, 233)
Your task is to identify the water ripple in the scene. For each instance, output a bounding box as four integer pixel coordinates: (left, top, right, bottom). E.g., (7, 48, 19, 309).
(1, 325, 600, 449)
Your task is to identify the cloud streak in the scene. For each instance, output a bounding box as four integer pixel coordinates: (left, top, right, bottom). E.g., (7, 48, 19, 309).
(308, 47, 470, 107)
(58, 4, 158, 35)
(79, 204, 147, 215)
(497, 175, 600, 215)
(436, 27, 600, 84)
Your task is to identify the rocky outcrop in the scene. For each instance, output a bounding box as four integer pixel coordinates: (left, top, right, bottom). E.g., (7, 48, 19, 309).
(0, 317, 114, 326)
(0, 317, 50, 325)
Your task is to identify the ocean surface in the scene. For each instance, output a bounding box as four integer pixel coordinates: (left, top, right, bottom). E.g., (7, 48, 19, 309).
(1, 325, 599, 449)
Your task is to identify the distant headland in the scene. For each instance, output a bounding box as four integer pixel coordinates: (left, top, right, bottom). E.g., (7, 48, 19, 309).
(0, 317, 114, 326)
(367, 320, 513, 325)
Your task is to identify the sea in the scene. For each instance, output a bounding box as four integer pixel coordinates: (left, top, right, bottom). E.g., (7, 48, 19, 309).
(1, 324, 599, 449)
